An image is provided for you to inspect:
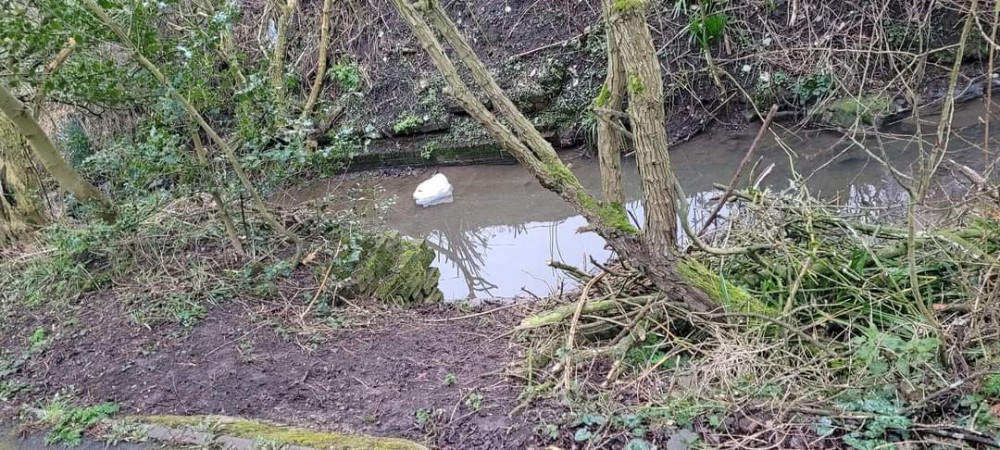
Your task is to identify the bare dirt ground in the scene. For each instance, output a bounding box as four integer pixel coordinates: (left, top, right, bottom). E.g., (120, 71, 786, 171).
(0, 297, 562, 449)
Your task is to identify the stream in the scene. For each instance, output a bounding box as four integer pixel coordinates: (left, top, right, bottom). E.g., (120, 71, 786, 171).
(288, 102, 994, 301)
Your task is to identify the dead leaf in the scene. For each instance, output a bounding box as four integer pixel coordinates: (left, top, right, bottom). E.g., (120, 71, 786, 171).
(301, 251, 318, 265)
(991, 403, 1000, 418)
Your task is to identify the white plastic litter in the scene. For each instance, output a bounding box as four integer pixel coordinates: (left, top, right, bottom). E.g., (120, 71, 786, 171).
(413, 173, 454, 207)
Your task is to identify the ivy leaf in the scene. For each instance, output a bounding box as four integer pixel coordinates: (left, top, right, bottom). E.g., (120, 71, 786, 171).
(815, 416, 835, 438)
(580, 413, 606, 427)
(624, 438, 654, 450)
(573, 428, 593, 442)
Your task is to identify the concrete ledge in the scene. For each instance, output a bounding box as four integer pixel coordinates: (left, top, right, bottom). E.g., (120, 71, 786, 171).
(134, 415, 428, 450)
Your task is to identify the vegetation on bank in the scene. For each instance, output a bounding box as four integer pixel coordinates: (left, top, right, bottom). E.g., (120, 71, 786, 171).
(1, 0, 999, 449)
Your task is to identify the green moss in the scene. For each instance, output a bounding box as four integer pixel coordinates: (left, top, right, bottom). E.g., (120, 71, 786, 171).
(579, 193, 638, 234)
(823, 95, 893, 127)
(613, 0, 646, 12)
(538, 160, 636, 234)
(140, 415, 427, 449)
(353, 231, 442, 304)
(677, 259, 775, 315)
(531, 111, 576, 132)
(602, 201, 638, 234)
(593, 83, 612, 108)
(628, 73, 644, 94)
(392, 114, 423, 135)
(543, 160, 578, 189)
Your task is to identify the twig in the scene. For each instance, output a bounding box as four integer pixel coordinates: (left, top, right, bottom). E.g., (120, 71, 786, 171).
(427, 303, 521, 322)
(588, 256, 624, 277)
(33, 37, 77, 118)
(904, 367, 999, 413)
(300, 241, 343, 322)
(698, 104, 778, 236)
(913, 427, 1000, 448)
(511, 32, 584, 60)
(548, 260, 592, 283)
(592, 110, 634, 140)
(560, 272, 605, 393)
(675, 178, 773, 255)
(700, 311, 838, 356)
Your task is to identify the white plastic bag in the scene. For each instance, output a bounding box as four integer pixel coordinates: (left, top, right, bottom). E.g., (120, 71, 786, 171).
(413, 173, 454, 207)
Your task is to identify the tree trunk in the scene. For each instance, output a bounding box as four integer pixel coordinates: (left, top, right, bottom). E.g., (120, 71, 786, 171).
(0, 85, 114, 221)
(269, 0, 299, 104)
(389, 0, 717, 313)
(595, 0, 626, 206)
(300, 0, 333, 121)
(0, 116, 46, 245)
(606, 0, 680, 259)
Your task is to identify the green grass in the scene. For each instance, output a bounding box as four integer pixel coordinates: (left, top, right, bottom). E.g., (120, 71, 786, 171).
(392, 113, 423, 135)
(37, 399, 119, 446)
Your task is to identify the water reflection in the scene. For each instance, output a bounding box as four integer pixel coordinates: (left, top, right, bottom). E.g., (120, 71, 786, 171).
(289, 101, 994, 300)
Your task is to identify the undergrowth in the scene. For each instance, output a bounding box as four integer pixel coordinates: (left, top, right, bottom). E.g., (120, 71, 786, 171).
(0, 184, 388, 331)
(518, 183, 1000, 448)
(35, 395, 119, 446)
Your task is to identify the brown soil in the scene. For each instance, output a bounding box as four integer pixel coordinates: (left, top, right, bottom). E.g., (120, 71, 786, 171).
(0, 297, 563, 449)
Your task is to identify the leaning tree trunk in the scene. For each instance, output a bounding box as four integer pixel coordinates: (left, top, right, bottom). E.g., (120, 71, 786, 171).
(606, 0, 680, 258)
(0, 116, 46, 245)
(389, 0, 716, 313)
(0, 85, 114, 221)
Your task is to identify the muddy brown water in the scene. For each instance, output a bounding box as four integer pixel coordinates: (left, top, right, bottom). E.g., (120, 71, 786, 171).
(286, 102, 994, 301)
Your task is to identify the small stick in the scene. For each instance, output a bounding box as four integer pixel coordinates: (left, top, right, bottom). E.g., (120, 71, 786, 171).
(698, 104, 778, 237)
(782, 256, 812, 314)
(548, 260, 592, 282)
(560, 272, 605, 393)
(609, 300, 654, 346)
(588, 256, 624, 277)
(511, 32, 585, 60)
(592, 110, 634, 140)
(33, 37, 77, 118)
(427, 302, 521, 322)
(300, 241, 343, 322)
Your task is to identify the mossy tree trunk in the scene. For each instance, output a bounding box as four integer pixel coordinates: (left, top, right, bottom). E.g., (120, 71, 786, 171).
(389, 0, 716, 313)
(269, 0, 299, 106)
(606, 0, 680, 259)
(0, 115, 46, 246)
(595, 0, 626, 206)
(0, 85, 114, 222)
